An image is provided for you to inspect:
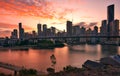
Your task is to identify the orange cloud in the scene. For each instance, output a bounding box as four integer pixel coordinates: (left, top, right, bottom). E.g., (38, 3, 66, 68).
(0, 0, 85, 37)
(0, 0, 81, 20)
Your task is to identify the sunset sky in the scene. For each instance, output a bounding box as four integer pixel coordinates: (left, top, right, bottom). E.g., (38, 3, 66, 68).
(0, 0, 120, 37)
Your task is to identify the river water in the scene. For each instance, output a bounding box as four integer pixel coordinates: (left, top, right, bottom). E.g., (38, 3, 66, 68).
(0, 44, 120, 74)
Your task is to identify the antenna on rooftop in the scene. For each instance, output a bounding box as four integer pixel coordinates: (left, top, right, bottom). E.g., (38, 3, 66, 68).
(71, 11, 74, 24)
(38, 20, 40, 24)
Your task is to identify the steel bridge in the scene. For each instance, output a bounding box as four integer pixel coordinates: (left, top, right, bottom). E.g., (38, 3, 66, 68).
(0, 62, 24, 75)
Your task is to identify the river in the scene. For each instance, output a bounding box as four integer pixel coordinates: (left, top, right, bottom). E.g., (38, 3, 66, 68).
(0, 44, 120, 74)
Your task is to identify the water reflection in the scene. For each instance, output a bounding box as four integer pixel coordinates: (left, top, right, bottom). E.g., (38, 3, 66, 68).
(0, 44, 120, 74)
(68, 44, 102, 67)
(101, 45, 118, 56)
(54, 47, 69, 71)
(118, 47, 120, 55)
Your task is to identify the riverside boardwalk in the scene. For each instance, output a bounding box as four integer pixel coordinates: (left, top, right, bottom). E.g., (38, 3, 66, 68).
(0, 61, 24, 75)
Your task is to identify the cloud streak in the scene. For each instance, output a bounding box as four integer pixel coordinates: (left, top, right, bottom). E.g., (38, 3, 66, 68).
(0, 0, 84, 37)
(0, 0, 81, 21)
(75, 22, 98, 28)
(0, 30, 11, 37)
(0, 22, 32, 31)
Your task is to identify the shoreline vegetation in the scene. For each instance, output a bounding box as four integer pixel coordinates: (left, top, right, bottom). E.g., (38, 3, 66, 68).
(0, 39, 119, 51)
(0, 40, 65, 50)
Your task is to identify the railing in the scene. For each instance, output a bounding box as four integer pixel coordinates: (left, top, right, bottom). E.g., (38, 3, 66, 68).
(30, 36, 120, 39)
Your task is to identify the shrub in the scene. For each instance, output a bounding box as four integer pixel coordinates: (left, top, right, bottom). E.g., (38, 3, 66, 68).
(47, 67, 55, 74)
(19, 69, 37, 76)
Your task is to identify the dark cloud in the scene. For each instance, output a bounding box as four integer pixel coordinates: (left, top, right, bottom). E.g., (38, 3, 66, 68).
(0, 30, 11, 37)
(75, 22, 87, 27)
(88, 22, 98, 27)
(15, 0, 35, 6)
(75, 22, 98, 28)
(4, 0, 39, 6)
(51, 22, 64, 25)
(3, 30, 11, 33)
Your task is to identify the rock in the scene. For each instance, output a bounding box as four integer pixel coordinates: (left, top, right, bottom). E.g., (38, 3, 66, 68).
(82, 60, 105, 70)
(100, 56, 120, 66)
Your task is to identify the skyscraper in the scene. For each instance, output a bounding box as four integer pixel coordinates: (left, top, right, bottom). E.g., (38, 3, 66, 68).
(100, 20, 107, 36)
(19, 23, 22, 39)
(11, 29, 18, 39)
(32, 30, 37, 38)
(109, 19, 119, 41)
(80, 27, 85, 36)
(113, 19, 119, 36)
(94, 26, 98, 36)
(108, 4, 114, 24)
(37, 23, 42, 37)
(51, 27, 56, 36)
(107, 4, 114, 36)
(43, 24, 47, 37)
(72, 25, 80, 36)
(66, 21, 72, 36)
(19, 23, 24, 40)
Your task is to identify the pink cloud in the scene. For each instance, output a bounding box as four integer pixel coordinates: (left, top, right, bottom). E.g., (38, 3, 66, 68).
(0, 0, 83, 20)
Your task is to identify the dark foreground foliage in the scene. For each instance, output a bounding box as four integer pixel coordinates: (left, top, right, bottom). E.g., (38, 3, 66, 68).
(0, 73, 12, 76)
(47, 65, 120, 76)
(1, 65, 120, 76)
(19, 69, 37, 76)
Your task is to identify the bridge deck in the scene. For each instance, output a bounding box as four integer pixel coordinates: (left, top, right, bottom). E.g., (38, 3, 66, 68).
(30, 36, 120, 39)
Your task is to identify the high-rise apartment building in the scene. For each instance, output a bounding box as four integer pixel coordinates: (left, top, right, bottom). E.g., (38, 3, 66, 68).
(107, 4, 114, 36)
(66, 21, 72, 36)
(19, 23, 24, 40)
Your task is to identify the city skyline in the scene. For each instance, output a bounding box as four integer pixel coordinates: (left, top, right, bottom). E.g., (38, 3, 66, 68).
(0, 0, 120, 37)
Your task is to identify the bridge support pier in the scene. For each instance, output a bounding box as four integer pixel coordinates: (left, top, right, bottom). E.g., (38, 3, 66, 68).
(14, 71, 17, 76)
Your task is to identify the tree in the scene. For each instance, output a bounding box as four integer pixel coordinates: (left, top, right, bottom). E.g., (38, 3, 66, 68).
(19, 69, 37, 76)
(50, 54, 56, 68)
(47, 54, 56, 74)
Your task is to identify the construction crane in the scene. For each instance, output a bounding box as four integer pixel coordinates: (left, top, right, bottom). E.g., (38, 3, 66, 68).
(55, 28, 63, 33)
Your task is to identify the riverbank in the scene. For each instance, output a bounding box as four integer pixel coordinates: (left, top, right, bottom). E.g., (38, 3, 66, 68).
(51, 65, 120, 76)
(1, 65, 120, 76)
(0, 46, 29, 51)
(1, 57, 120, 76)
